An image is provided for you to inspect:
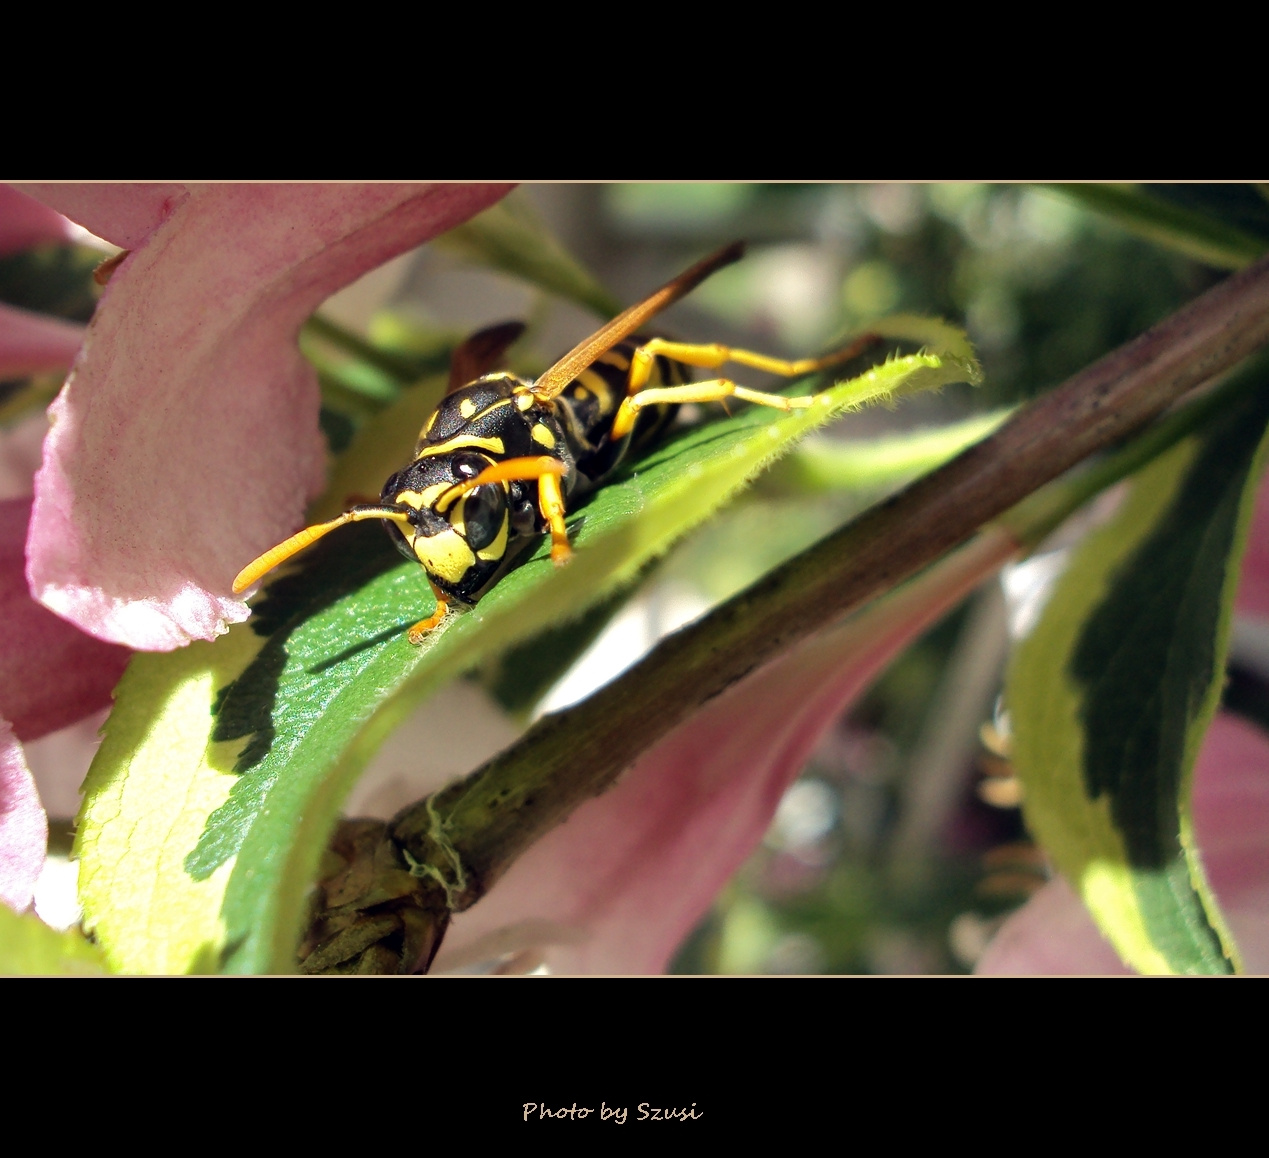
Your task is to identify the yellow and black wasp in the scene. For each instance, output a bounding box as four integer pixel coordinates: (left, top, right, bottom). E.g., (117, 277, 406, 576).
(234, 241, 877, 641)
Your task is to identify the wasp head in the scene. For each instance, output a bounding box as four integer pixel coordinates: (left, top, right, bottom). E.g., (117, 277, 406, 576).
(379, 449, 539, 604)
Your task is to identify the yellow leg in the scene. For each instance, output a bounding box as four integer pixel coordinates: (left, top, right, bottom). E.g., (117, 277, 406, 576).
(611, 379, 817, 441)
(538, 470, 572, 564)
(626, 333, 881, 394)
(407, 585, 451, 644)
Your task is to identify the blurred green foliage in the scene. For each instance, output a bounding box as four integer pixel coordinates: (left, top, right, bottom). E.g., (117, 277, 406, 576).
(0, 242, 101, 322)
(602, 184, 1217, 412)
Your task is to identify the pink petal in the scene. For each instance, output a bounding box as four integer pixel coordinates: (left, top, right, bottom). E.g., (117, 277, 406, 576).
(0, 716, 48, 912)
(974, 876, 1132, 974)
(15, 183, 186, 250)
(0, 303, 85, 379)
(0, 413, 47, 503)
(22, 710, 108, 821)
(24, 183, 512, 649)
(437, 529, 1019, 975)
(977, 712, 1269, 974)
(0, 186, 78, 255)
(0, 498, 131, 741)
(1190, 712, 1269, 969)
(1236, 473, 1269, 619)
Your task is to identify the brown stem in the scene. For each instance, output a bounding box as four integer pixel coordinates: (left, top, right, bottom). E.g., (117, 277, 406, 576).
(393, 252, 1269, 913)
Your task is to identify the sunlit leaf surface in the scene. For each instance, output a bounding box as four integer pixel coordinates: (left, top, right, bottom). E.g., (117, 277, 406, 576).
(1006, 374, 1269, 974)
(0, 899, 106, 975)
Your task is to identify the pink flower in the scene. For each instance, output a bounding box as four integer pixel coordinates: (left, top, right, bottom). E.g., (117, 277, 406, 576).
(0, 498, 130, 741)
(0, 183, 510, 914)
(0, 186, 110, 912)
(17, 182, 512, 650)
(0, 719, 45, 912)
(0, 305, 84, 382)
(0, 184, 78, 257)
(0, 193, 129, 747)
(0, 182, 85, 383)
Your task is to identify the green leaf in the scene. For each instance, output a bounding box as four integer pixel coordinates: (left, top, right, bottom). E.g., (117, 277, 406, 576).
(434, 195, 624, 318)
(1047, 184, 1269, 270)
(302, 313, 446, 398)
(765, 409, 1011, 495)
(480, 585, 635, 716)
(1005, 370, 1269, 974)
(0, 904, 108, 975)
(1142, 185, 1269, 244)
(79, 342, 978, 974)
(76, 628, 265, 974)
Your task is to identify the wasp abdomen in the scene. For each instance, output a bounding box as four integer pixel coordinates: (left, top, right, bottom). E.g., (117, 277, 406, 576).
(557, 338, 689, 482)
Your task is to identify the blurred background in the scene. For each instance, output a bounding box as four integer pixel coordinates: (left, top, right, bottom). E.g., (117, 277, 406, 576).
(6, 182, 1254, 971)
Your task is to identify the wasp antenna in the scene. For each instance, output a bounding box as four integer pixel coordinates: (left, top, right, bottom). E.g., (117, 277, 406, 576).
(532, 241, 746, 402)
(232, 506, 412, 594)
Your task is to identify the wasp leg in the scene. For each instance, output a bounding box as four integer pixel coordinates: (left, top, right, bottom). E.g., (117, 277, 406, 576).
(407, 585, 452, 644)
(611, 379, 819, 441)
(625, 333, 882, 396)
(538, 470, 572, 564)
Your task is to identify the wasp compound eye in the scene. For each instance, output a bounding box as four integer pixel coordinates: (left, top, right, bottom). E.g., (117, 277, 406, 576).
(452, 451, 488, 480)
(379, 471, 404, 502)
(458, 484, 506, 552)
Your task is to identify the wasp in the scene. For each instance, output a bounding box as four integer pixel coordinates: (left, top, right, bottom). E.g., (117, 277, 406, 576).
(234, 241, 878, 642)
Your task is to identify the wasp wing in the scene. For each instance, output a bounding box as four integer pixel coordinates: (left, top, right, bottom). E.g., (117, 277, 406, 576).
(530, 241, 745, 402)
(446, 320, 527, 395)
